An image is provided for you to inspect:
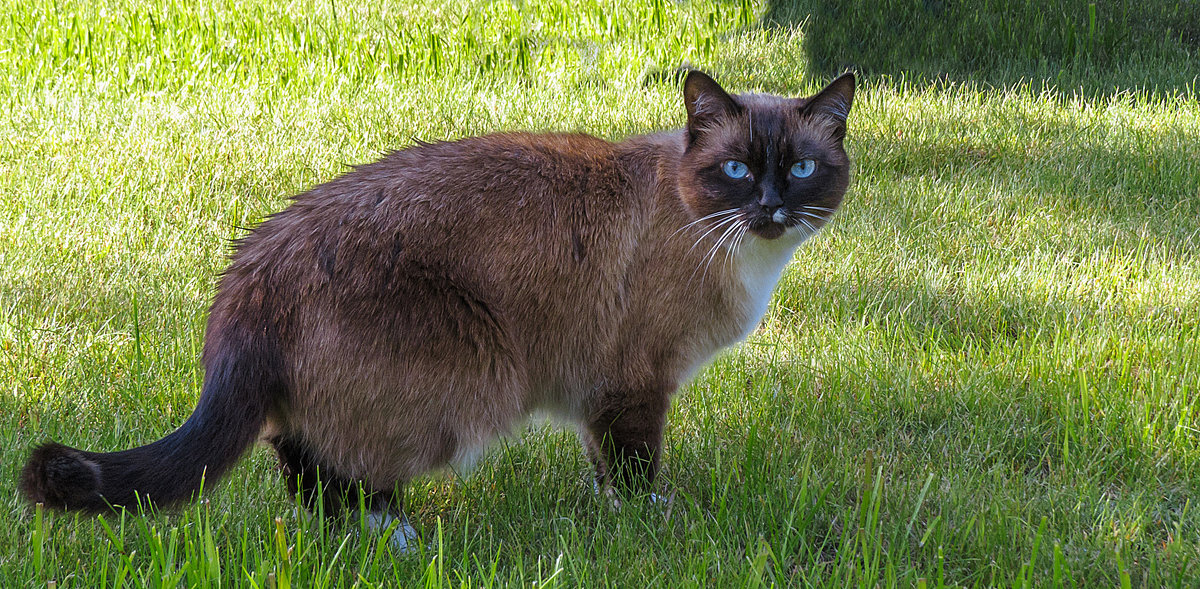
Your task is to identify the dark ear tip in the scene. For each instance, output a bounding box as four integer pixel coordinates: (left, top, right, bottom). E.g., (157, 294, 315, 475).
(833, 71, 856, 90)
(683, 69, 715, 89)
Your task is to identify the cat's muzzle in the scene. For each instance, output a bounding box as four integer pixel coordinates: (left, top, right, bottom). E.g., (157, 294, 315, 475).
(747, 212, 788, 240)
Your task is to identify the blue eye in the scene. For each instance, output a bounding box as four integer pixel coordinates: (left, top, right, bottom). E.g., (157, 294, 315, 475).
(791, 159, 817, 178)
(722, 160, 749, 179)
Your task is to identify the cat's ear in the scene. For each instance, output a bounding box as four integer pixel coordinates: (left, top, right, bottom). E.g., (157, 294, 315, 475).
(801, 73, 856, 141)
(683, 70, 740, 142)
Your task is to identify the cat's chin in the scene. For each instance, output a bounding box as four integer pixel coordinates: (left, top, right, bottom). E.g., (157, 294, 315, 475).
(748, 222, 788, 240)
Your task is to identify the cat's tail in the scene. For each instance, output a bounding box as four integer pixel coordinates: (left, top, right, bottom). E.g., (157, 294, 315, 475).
(19, 324, 286, 512)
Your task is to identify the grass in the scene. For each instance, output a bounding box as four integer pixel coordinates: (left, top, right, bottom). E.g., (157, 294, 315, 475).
(2, 0, 1198, 586)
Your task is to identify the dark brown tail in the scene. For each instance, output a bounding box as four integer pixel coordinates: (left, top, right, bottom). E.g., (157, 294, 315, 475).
(20, 327, 285, 512)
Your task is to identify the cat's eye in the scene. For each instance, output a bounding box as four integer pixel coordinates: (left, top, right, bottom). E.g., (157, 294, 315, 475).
(722, 160, 750, 179)
(791, 159, 817, 178)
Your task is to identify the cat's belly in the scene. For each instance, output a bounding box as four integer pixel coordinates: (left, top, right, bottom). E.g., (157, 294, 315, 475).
(527, 385, 590, 423)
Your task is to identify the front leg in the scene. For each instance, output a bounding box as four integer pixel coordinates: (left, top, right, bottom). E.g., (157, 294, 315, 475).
(583, 389, 670, 494)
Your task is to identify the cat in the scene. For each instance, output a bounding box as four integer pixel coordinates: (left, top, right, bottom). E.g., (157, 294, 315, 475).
(21, 70, 855, 550)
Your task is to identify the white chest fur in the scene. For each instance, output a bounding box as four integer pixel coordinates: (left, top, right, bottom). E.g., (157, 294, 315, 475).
(731, 229, 808, 340)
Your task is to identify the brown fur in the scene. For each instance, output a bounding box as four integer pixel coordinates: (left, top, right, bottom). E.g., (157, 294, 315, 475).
(21, 72, 855, 516)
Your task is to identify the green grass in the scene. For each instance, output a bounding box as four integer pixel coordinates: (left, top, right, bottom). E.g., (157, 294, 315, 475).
(2, 0, 1199, 586)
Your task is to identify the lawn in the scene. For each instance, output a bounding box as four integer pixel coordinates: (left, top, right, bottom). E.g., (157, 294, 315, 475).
(2, 0, 1198, 586)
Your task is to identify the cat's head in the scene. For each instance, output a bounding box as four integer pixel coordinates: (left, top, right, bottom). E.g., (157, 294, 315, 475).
(676, 71, 855, 242)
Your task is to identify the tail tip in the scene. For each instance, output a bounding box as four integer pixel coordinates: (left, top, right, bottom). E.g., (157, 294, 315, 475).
(20, 442, 102, 511)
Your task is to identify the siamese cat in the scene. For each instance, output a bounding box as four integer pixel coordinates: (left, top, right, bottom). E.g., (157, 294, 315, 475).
(21, 71, 855, 550)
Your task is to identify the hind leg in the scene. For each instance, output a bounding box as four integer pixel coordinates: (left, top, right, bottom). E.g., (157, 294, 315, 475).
(270, 435, 355, 516)
(270, 436, 417, 552)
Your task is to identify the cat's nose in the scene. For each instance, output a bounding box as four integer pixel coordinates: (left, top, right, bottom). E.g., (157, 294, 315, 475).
(758, 187, 783, 210)
(761, 201, 785, 224)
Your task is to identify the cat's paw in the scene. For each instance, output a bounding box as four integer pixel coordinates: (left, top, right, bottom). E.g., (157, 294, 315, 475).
(594, 480, 623, 510)
(366, 511, 419, 554)
(650, 489, 679, 521)
(592, 480, 673, 512)
(293, 506, 316, 528)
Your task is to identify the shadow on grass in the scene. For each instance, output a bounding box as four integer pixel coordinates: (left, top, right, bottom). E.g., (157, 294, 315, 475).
(761, 0, 1200, 99)
(860, 123, 1200, 241)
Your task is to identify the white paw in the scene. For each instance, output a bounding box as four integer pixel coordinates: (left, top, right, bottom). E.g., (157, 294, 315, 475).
(649, 490, 676, 519)
(366, 511, 418, 554)
(592, 481, 672, 510)
(292, 507, 315, 527)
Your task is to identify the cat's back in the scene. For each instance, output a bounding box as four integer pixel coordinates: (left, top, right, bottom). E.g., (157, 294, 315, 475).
(383, 132, 623, 199)
(350, 132, 625, 217)
(221, 132, 649, 325)
(316, 133, 624, 235)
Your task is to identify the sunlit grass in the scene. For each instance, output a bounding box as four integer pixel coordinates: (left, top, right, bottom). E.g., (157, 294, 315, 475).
(2, 0, 1199, 586)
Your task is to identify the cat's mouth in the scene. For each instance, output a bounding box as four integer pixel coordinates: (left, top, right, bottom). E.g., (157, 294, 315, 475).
(747, 208, 794, 240)
(748, 217, 788, 240)
(746, 206, 833, 240)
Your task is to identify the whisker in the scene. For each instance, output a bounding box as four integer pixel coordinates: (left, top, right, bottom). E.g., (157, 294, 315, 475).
(722, 225, 739, 269)
(705, 217, 745, 280)
(689, 220, 738, 282)
(694, 214, 744, 282)
(671, 208, 739, 240)
(689, 214, 742, 253)
(718, 227, 736, 272)
(797, 210, 827, 222)
(803, 206, 835, 213)
(725, 224, 748, 270)
(677, 209, 735, 234)
(685, 210, 740, 240)
(782, 211, 816, 235)
(785, 213, 815, 241)
(700, 221, 736, 271)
